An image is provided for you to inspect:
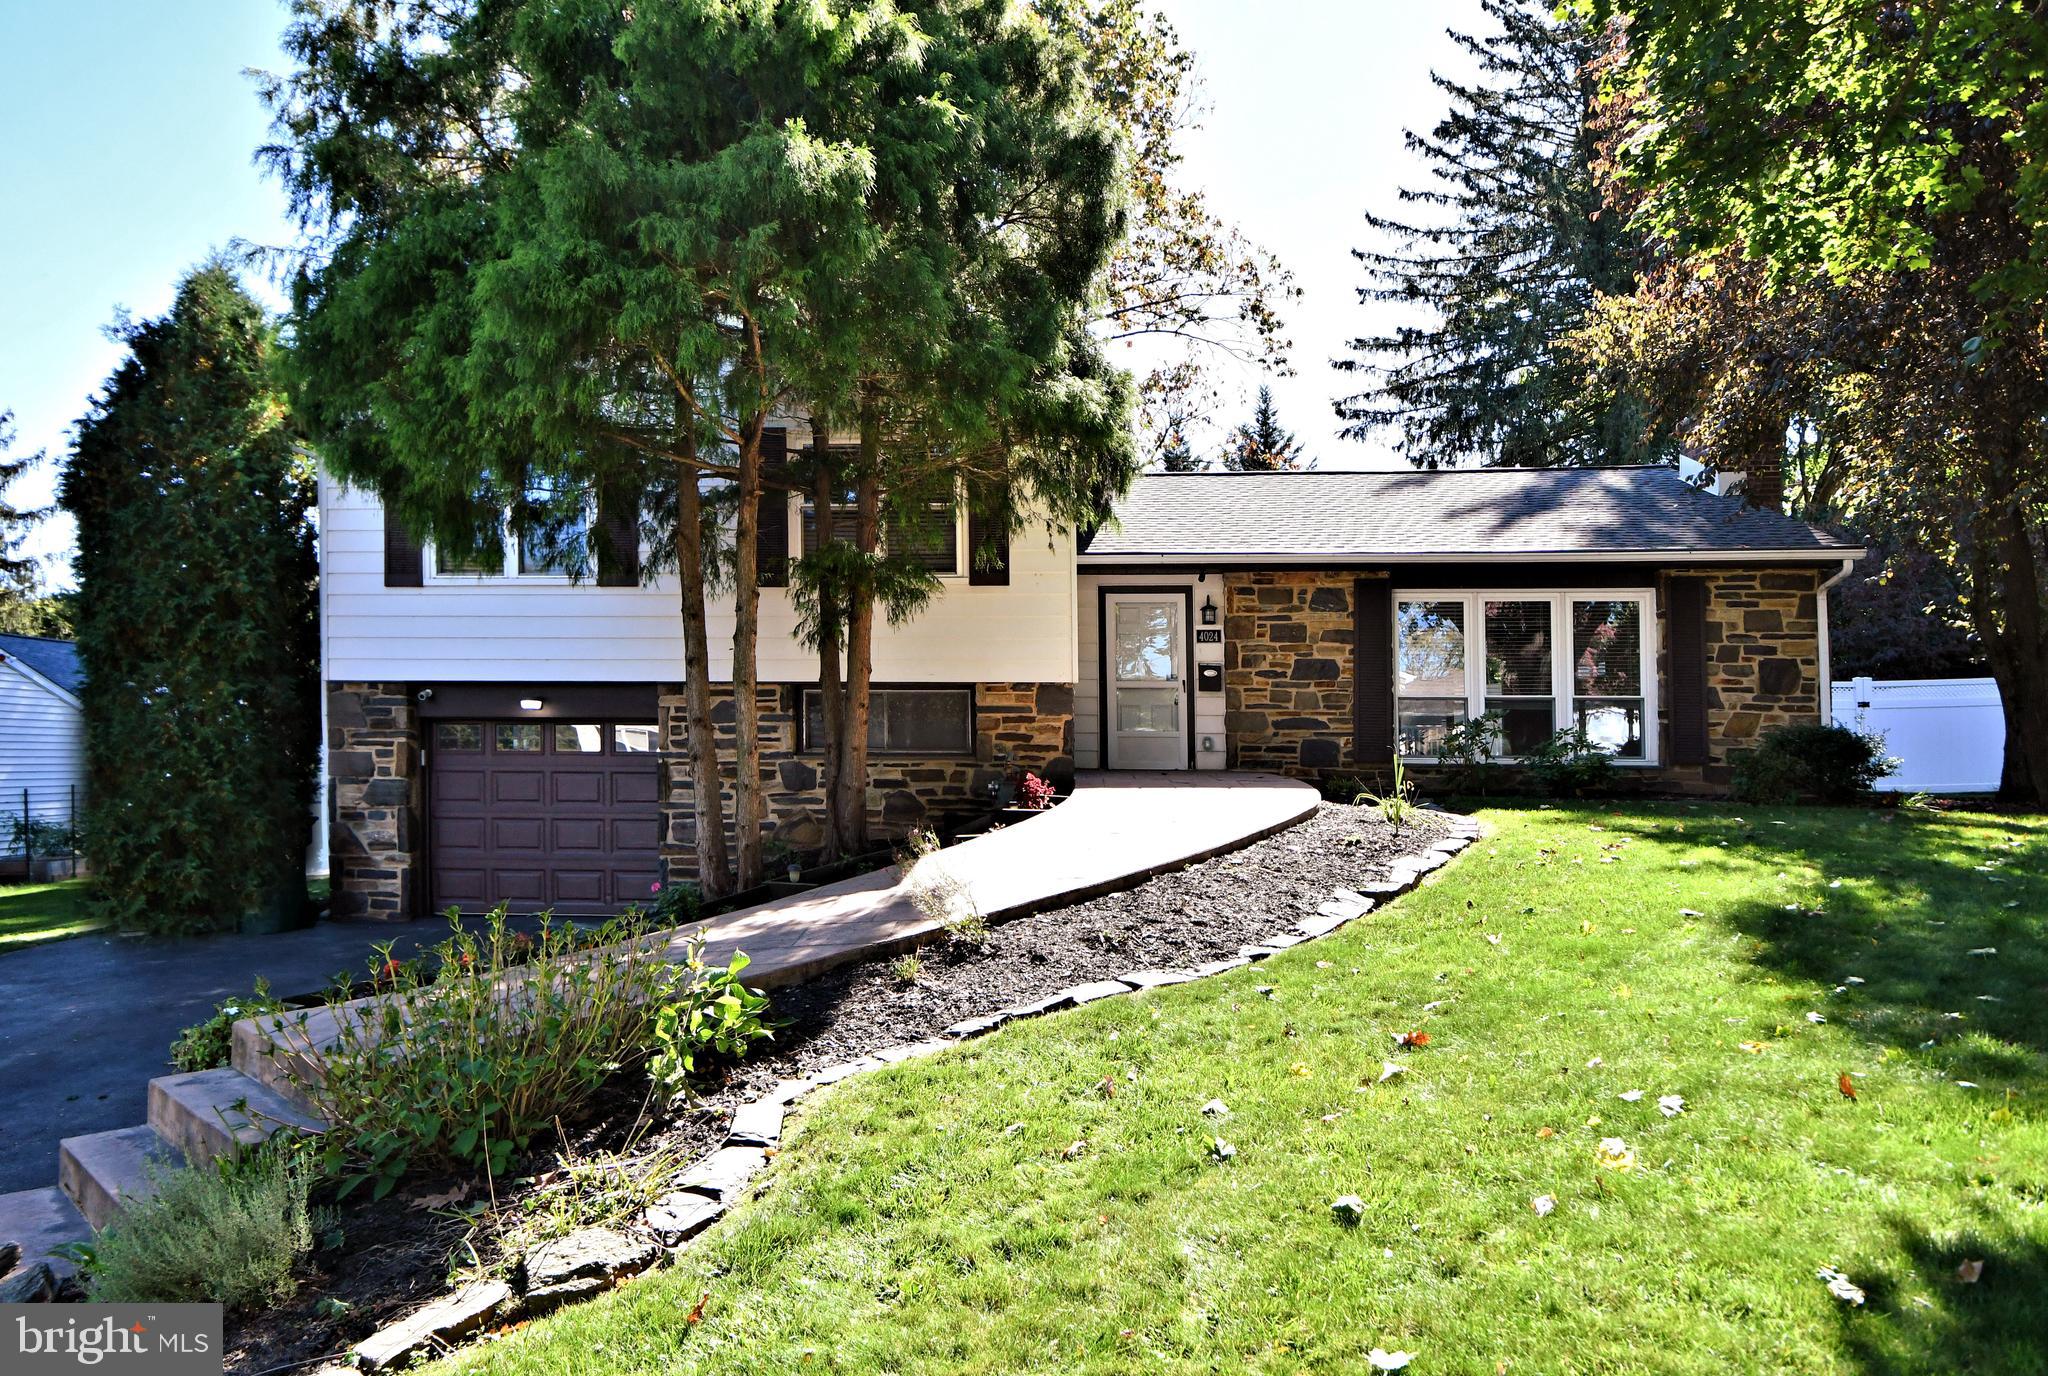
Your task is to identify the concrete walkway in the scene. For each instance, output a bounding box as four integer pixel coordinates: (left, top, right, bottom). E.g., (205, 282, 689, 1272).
(678, 770, 1322, 985)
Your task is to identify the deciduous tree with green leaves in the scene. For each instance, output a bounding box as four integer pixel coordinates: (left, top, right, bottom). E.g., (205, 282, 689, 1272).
(1576, 0, 2048, 802)
(59, 265, 319, 933)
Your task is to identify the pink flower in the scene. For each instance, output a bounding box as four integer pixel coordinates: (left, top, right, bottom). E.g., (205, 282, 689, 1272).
(650, 881, 662, 894)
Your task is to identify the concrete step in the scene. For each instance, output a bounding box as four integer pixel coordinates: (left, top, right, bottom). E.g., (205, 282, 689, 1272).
(232, 1005, 340, 1116)
(58, 1125, 175, 1231)
(149, 1067, 329, 1168)
(0, 1186, 93, 1278)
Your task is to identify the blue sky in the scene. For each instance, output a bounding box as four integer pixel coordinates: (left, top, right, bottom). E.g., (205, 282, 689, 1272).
(0, 0, 1485, 585)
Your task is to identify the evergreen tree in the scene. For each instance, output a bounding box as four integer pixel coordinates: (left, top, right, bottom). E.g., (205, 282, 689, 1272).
(0, 411, 46, 614)
(60, 266, 319, 933)
(1157, 428, 1203, 472)
(1222, 386, 1306, 471)
(1335, 0, 1666, 468)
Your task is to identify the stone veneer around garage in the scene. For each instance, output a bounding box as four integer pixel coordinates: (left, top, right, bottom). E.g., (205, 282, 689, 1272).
(657, 682, 1075, 880)
(327, 682, 423, 921)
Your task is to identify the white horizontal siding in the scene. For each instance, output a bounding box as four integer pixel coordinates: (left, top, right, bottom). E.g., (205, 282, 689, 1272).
(0, 660, 85, 849)
(322, 474, 1078, 686)
(1076, 572, 1227, 771)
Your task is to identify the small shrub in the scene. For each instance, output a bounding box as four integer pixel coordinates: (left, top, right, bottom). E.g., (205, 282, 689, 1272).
(1527, 726, 1615, 797)
(83, 1142, 319, 1311)
(1017, 771, 1057, 810)
(274, 907, 677, 1198)
(1431, 712, 1503, 795)
(1733, 724, 1896, 804)
(1355, 758, 1418, 829)
(6, 816, 82, 856)
(645, 877, 702, 927)
(169, 978, 287, 1072)
(648, 936, 775, 1103)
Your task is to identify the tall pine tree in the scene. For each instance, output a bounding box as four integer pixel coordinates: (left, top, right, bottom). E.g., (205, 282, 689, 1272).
(0, 412, 47, 614)
(1222, 386, 1306, 471)
(61, 266, 319, 933)
(1335, 0, 1666, 468)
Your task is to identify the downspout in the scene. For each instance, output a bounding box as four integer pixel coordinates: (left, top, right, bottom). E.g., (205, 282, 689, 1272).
(1816, 556, 1859, 725)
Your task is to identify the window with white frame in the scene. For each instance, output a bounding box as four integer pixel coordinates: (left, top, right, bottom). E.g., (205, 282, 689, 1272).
(429, 481, 591, 581)
(795, 493, 963, 577)
(1395, 591, 1654, 762)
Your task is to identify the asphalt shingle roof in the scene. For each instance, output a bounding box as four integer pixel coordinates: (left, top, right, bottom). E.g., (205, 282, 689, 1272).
(0, 634, 82, 697)
(1079, 466, 1861, 562)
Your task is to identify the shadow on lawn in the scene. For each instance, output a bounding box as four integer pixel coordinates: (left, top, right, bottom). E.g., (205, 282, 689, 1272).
(1838, 1217, 2048, 1376)
(1616, 806, 2048, 1067)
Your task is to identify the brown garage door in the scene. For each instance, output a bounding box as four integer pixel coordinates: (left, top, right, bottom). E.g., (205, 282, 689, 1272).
(428, 721, 662, 917)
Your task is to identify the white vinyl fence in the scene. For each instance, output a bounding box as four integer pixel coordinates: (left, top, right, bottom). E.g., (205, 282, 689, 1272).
(1830, 676, 2004, 794)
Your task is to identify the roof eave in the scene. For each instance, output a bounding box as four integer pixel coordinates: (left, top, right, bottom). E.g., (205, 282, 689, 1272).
(1078, 546, 1867, 567)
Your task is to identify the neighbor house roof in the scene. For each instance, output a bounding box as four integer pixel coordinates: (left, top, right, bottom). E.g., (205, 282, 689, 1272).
(0, 634, 83, 699)
(1078, 466, 1863, 564)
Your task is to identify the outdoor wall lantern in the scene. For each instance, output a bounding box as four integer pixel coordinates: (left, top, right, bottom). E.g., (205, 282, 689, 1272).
(519, 697, 545, 711)
(1200, 594, 1218, 626)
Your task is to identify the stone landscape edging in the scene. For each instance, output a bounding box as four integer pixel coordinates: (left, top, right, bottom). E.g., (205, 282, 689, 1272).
(349, 807, 1485, 1371)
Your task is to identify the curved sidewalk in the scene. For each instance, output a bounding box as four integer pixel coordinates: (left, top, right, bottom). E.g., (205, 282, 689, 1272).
(671, 770, 1322, 987)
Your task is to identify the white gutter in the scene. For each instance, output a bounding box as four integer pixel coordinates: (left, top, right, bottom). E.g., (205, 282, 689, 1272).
(1078, 547, 1868, 567)
(1815, 554, 1860, 723)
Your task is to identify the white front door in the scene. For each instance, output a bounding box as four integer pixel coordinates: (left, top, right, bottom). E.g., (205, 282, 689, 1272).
(1106, 593, 1187, 769)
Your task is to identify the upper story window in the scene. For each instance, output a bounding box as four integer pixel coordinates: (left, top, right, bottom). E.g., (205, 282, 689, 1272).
(428, 483, 591, 582)
(795, 493, 964, 578)
(1395, 591, 1654, 763)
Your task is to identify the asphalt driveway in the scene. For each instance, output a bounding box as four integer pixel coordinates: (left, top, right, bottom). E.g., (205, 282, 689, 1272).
(0, 917, 537, 1195)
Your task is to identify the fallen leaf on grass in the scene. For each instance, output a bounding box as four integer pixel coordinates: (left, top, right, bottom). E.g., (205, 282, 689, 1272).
(1594, 1138, 1635, 1171)
(1839, 1073, 1858, 1100)
(1957, 1259, 1984, 1284)
(1289, 1061, 1313, 1077)
(1097, 1074, 1117, 1098)
(1738, 1041, 1769, 1055)
(1817, 1267, 1866, 1306)
(1393, 1031, 1431, 1047)
(1209, 1137, 1237, 1162)
(1658, 1095, 1686, 1118)
(1618, 1090, 1645, 1103)
(1331, 1194, 1366, 1225)
(1061, 1139, 1088, 1160)
(1367, 1348, 1416, 1371)
(1484, 933, 1502, 945)
(1679, 908, 1704, 918)
(1807, 1012, 1828, 1024)
(685, 1291, 711, 1324)
(1201, 1098, 1229, 1117)
(1536, 1126, 1556, 1139)
(1531, 1194, 1556, 1217)
(1968, 947, 1999, 958)
(1378, 1061, 1407, 1083)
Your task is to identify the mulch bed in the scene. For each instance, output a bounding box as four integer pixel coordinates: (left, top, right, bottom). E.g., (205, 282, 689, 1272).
(223, 800, 1454, 1374)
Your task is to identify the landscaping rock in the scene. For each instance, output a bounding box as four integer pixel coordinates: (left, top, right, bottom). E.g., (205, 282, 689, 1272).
(942, 1012, 1012, 1039)
(1194, 957, 1251, 977)
(1061, 979, 1135, 1005)
(999, 989, 1079, 1021)
(521, 1227, 660, 1313)
(678, 1146, 768, 1202)
(644, 1191, 725, 1244)
(725, 1099, 786, 1148)
(1119, 968, 1198, 990)
(0, 1259, 56, 1304)
(353, 1278, 517, 1371)
(812, 1056, 885, 1085)
(762, 1078, 815, 1106)
(1298, 911, 1353, 938)
(875, 1038, 951, 1063)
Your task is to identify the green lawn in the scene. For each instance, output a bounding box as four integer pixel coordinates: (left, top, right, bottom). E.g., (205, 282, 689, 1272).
(442, 804, 2047, 1376)
(0, 877, 103, 949)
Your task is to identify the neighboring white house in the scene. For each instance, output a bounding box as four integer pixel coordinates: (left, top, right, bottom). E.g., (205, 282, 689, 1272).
(0, 634, 84, 868)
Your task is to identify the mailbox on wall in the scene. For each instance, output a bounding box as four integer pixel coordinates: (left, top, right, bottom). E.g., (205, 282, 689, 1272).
(1196, 663, 1223, 693)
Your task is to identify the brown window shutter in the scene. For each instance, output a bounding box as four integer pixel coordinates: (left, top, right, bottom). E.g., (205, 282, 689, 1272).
(967, 504, 1010, 585)
(382, 506, 424, 587)
(1353, 578, 1393, 764)
(1668, 576, 1710, 765)
(756, 426, 789, 588)
(595, 479, 641, 587)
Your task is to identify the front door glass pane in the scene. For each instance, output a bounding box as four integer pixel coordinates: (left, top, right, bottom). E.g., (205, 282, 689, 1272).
(1117, 687, 1180, 733)
(1114, 602, 1177, 681)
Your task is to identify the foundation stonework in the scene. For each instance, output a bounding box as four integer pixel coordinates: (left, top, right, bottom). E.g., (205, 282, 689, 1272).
(327, 682, 422, 921)
(657, 682, 1074, 880)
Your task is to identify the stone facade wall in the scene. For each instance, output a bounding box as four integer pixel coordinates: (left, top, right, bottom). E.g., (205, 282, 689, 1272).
(1211, 565, 1826, 794)
(658, 682, 1074, 880)
(1658, 565, 1825, 790)
(1222, 571, 1371, 776)
(327, 682, 422, 921)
